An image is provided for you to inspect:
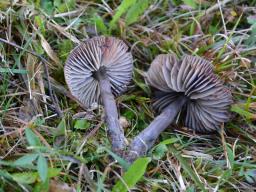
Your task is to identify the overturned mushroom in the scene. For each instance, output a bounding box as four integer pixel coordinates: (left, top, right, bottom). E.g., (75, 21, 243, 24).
(126, 54, 232, 161)
(64, 36, 133, 153)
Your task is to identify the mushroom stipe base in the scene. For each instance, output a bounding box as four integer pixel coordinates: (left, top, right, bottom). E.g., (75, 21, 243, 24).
(97, 73, 126, 154)
(64, 37, 232, 163)
(64, 36, 133, 156)
(125, 96, 188, 162)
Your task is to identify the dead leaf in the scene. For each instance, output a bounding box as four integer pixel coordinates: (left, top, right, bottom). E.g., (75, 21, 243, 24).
(49, 180, 76, 192)
(40, 35, 60, 66)
(249, 102, 256, 109)
(240, 57, 251, 68)
(47, 22, 80, 44)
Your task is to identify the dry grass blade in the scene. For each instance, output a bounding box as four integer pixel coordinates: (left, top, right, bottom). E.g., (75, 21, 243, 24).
(40, 35, 60, 67)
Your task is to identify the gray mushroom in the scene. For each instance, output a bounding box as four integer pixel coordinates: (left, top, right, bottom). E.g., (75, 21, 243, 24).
(64, 36, 133, 153)
(126, 54, 232, 161)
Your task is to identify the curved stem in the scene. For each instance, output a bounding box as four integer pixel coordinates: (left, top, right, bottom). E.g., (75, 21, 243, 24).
(126, 96, 187, 162)
(97, 74, 126, 155)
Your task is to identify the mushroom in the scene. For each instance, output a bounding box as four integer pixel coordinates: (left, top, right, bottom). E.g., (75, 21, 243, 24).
(64, 36, 133, 154)
(126, 54, 232, 161)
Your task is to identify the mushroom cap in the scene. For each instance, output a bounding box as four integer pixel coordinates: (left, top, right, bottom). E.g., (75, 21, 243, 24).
(146, 54, 232, 132)
(64, 36, 133, 108)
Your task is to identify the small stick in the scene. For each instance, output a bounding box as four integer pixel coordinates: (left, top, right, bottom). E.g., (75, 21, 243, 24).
(125, 96, 187, 162)
(0, 37, 63, 117)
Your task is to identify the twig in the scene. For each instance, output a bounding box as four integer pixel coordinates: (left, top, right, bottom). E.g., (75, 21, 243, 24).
(66, 121, 103, 171)
(79, 163, 97, 191)
(220, 123, 231, 169)
(47, 77, 88, 111)
(0, 37, 63, 117)
(217, 0, 227, 35)
(76, 121, 103, 156)
(205, 0, 232, 15)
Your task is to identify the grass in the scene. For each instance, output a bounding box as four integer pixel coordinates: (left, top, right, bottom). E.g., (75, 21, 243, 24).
(0, 0, 256, 191)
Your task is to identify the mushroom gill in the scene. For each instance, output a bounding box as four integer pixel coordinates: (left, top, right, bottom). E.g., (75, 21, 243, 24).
(64, 36, 133, 108)
(147, 54, 232, 132)
(125, 54, 232, 162)
(64, 36, 133, 154)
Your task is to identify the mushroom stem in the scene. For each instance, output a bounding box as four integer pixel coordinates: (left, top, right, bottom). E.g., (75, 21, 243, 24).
(126, 96, 187, 162)
(97, 73, 126, 154)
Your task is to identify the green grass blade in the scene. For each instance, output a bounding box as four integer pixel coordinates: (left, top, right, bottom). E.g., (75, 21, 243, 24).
(112, 157, 151, 192)
(109, 0, 136, 29)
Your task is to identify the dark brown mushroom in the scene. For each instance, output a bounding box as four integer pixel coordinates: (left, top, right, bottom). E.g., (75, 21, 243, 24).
(64, 36, 133, 153)
(126, 54, 232, 161)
